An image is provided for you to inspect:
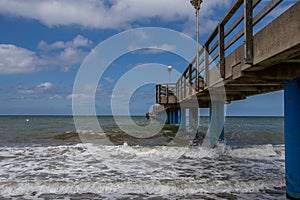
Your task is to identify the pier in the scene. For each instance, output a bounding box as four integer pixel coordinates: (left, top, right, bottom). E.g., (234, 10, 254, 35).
(154, 0, 300, 199)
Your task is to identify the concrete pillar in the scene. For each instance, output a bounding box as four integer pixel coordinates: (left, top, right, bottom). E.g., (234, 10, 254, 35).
(168, 110, 173, 124)
(174, 109, 179, 124)
(285, 78, 300, 199)
(180, 108, 186, 131)
(189, 108, 198, 130)
(209, 101, 225, 147)
(165, 111, 169, 124)
(172, 110, 175, 124)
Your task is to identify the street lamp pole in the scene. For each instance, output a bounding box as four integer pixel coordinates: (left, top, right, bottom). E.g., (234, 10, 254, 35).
(190, 0, 202, 91)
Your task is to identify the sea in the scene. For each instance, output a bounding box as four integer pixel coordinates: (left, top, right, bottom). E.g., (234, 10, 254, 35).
(0, 116, 286, 199)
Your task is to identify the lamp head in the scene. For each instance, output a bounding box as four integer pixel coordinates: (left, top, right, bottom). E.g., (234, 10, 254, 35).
(168, 66, 172, 71)
(190, 0, 202, 10)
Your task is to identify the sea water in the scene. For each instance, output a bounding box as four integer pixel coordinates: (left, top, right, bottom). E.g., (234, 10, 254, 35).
(0, 116, 285, 199)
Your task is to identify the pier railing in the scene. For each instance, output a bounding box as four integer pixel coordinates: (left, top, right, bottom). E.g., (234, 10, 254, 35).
(172, 0, 285, 103)
(156, 83, 177, 105)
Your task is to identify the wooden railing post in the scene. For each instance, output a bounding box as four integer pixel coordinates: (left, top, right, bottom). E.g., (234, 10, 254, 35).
(156, 85, 159, 103)
(180, 78, 183, 101)
(184, 73, 187, 99)
(166, 84, 169, 104)
(188, 64, 193, 95)
(244, 0, 253, 64)
(205, 44, 209, 87)
(218, 23, 225, 78)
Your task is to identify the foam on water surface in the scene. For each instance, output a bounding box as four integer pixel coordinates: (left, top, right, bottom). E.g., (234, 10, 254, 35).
(0, 143, 285, 199)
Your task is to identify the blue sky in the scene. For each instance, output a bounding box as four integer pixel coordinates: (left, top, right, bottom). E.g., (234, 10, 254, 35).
(0, 0, 296, 116)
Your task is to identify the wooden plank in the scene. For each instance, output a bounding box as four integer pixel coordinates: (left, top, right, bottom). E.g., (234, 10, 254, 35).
(204, 44, 210, 87)
(221, 0, 244, 25)
(204, 27, 218, 48)
(176, 82, 179, 101)
(199, 65, 205, 74)
(253, 0, 283, 26)
(244, 0, 253, 64)
(225, 29, 243, 50)
(208, 40, 219, 55)
(190, 47, 204, 66)
(189, 64, 193, 95)
(184, 77, 187, 99)
(180, 79, 182, 101)
(177, 79, 181, 101)
(252, 0, 262, 9)
(199, 57, 204, 67)
(166, 85, 169, 104)
(209, 53, 219, 65)
(219, 24, 225, 78)
(225, 13, 244, 37)
(156, 85, 159, 103)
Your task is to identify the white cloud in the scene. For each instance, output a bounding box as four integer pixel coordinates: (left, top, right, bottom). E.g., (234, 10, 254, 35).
(66, 93, 93, 100)
(128, 44, 177, 54)
(0, 44, 40, 74)
(0, 0, 233, 32)
(49, 94, 63, 100)
(18, 82, 54, 94)
(72, 35, 93, 48)
(37, 82, 53, 90)
(57, 47, 88, 72)
(39, 35, 93, 72)
(0, 35, 92, 74)
(38, 34, 93, 50)
(104, 77, 114, 83)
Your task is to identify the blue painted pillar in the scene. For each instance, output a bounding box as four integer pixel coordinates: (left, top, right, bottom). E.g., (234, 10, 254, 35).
(189, 108, 198, 130)
(168, 110, 173, 124)
(174, 109, 179, 124)
(285, 78, 300, 199)
(180, 108, 186, 131)
(209, 101, 225, 147)
(172, 110, 176, 124)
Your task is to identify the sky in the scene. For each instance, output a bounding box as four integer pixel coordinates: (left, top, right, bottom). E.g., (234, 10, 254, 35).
(0, 0, 296, 116)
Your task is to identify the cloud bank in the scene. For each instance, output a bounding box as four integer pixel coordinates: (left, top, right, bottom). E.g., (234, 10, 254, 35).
(0, 35, 93, 74)
(0, 0, 232, 31)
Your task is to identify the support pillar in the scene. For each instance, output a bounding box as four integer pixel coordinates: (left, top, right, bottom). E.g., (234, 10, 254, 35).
(285, 78, 300, 199)
(172, 110, 176, 124)
(209, 101, 225, 147)
(180, 108, 186, 131)
(168, 110, 173, 124)
(189, 108, 198, 130)
(174, 109, 179, 124)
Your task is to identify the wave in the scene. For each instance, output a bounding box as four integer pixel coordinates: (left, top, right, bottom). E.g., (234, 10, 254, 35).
(0, 178, 285, 199)
(4, 128, 284, 149)
(0, 143, 285, 198)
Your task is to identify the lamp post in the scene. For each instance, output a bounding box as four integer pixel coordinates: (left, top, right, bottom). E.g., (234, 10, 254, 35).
(190, 0, 202, 91)
(168, 65, 172, 84)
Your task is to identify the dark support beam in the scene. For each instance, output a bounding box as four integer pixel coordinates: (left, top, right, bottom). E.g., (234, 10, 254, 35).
(242, 63, 300, 81)
(205, 44, 209, 87)
(219, 23, 225, 78)
(189, 64, 193, 95)
(244, 0, 253, 64)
